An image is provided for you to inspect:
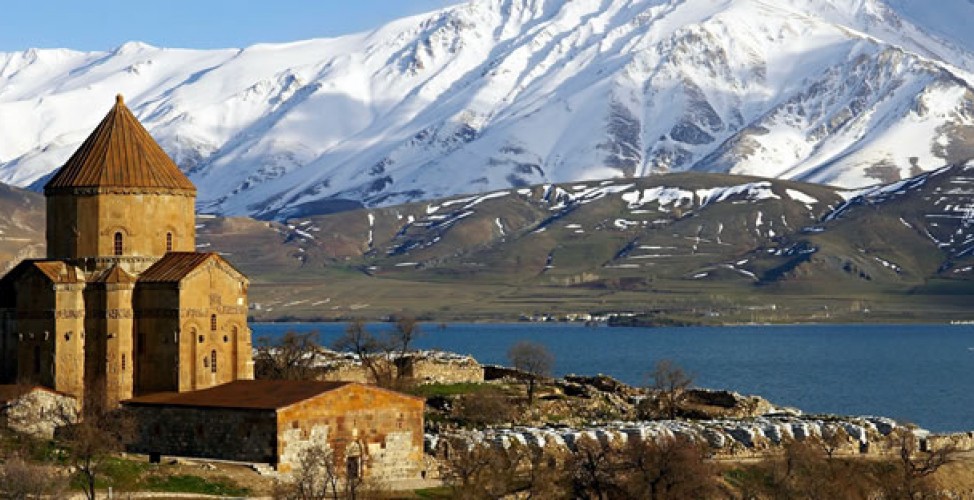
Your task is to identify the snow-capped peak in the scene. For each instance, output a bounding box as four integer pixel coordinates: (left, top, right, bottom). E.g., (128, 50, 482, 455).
(2, 0, 974, 219)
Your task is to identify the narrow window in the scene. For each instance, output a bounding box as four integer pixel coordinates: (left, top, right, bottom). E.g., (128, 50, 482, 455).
(166, 232, 173, 252)
(210, 350, 217, 373)
(210, 314, 217, 331)
(121, 354, 126, 371)
(113, 232, 123, 256)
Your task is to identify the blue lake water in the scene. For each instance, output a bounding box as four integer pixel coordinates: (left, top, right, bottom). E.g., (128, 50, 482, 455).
(251, 322, 974, 433)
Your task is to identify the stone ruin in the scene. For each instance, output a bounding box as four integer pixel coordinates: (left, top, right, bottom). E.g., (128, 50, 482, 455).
(426, 415, 916, 460)
(312, 349, 485, 385)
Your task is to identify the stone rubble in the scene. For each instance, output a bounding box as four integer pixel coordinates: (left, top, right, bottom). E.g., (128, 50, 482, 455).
(426, 415, 906, 458)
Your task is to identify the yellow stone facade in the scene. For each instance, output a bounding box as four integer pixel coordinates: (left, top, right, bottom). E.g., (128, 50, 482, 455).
(0, 96, 254, 408)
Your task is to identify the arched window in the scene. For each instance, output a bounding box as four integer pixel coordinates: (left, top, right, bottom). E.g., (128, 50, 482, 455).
(166, 232, 173, 252)
(210, 314, 217, 331)
(210, 350, 217, 373)
(113, 232, 123, 256)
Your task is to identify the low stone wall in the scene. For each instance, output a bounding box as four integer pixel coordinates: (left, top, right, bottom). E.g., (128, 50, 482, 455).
(407, 356, 483, 384)
(427, 415, 913, 460)
(316, 350, 483, 385)
(927, 431, 974, 452)
(317, 365, 370, 383)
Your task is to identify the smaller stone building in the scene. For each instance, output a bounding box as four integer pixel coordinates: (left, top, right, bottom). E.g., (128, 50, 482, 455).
(124, 380, 425, 483)
(0, 385, 77, 439)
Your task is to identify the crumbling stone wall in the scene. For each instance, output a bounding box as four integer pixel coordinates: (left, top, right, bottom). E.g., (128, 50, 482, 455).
(406, 357, 484, 384)
(316, 351, 484, 385)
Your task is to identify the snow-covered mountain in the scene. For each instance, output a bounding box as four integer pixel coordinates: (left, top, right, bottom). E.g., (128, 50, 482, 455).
(3, 0, 974, 219)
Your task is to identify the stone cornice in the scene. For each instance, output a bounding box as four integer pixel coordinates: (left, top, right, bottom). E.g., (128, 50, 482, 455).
(45, 187, 195, 197)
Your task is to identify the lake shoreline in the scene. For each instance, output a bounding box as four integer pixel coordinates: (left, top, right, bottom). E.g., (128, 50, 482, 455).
(252, 322, 974, 433)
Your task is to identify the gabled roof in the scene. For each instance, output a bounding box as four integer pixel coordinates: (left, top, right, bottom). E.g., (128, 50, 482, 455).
(123, 380, 352, 410)
(2, 260, 82, 285)
(138, 252, 244, 283)
(89, 264, 136, 284)
(44, 95, 195, 193)
(33, 261, 82, 283)
(1, 260, 81, 307)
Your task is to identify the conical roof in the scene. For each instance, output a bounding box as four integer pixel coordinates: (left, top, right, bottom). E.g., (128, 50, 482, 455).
(44, 95, 195, 193)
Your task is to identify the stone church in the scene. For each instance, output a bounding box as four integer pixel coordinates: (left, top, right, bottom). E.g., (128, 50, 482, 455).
(0, 95, 254, 408)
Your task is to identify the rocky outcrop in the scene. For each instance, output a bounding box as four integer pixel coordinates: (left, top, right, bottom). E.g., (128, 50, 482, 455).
(0, 385, 77, 439)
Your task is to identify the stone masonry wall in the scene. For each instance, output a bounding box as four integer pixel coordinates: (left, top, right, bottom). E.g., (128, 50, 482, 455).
(407, 357, 484, 384)
(276, 384, 426, 485)
(316, 351, 483, 385)
(127, 406, 278, 464)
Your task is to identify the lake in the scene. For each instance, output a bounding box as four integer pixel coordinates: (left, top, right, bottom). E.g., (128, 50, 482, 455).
(251, 322, 974, 433)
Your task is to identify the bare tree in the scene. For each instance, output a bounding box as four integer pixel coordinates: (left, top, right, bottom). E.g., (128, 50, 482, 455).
(279, 443, 340, 500)
(390, 314, 422, 356)
(332, 320, 393, 387)
(644, 359, 694, 420)
(389, 315, 423, 386)
(255, 330, 321, 380)
(878, 429, 960, 499)
(507, 341, 554, 405)
(60, 399, 135, 500)
(444, 442, 518, 499)
(817, 424, 850, 459)
(734, 439, 876, 500)
(620, 436, 719, 499)
(508, 441, 569, 499)
(568, 435, 624, 500)
(0, 456, 68, 500)
(455, 386, 515, 427)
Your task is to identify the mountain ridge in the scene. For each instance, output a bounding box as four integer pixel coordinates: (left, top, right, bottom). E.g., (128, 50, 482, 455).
(0, 162, 970, 321)
(4, 0, 974, 220)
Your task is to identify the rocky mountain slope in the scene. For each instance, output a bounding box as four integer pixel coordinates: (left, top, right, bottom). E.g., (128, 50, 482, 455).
(4, 0, 974, 219)
(0, 163, 970, 319)
(0, 184, 43, 274)
(253, 163, 974, 287)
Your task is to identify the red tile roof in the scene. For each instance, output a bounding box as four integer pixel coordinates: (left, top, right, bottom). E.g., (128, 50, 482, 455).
(123, 380, 352, 410)
(44, 95, 196, 193)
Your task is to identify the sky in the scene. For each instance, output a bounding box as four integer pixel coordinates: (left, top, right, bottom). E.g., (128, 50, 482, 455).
(0, 0, 466, 52)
